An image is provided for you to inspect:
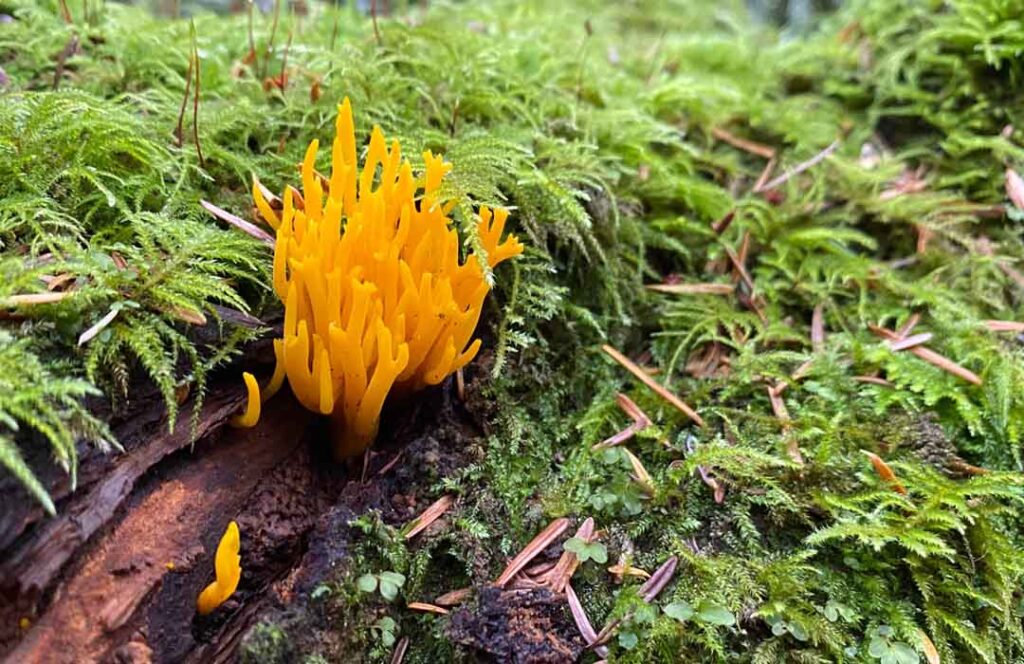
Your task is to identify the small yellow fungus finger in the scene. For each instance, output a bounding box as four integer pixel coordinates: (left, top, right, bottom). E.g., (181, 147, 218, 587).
(261, 340, 287, 403)
(196, 521, 242, 616)
(252, 176, 281, 230)
(229, 372, 261, 428)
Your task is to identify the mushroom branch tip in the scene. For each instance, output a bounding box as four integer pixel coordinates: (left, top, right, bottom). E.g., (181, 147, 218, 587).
(233, 98, 523, 459)
(196, 521, 242, 616)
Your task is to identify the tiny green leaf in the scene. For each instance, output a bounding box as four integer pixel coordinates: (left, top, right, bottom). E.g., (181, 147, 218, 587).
(695, 601, 735, 626)
(357, 574, 378, 593)
(664, 601, 695, 622)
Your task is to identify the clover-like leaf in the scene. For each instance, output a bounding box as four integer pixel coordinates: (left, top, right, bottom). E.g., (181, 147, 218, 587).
(664, 601, 695, 622)
(357, 573, 378, 593)
(695, 601, 735, 626)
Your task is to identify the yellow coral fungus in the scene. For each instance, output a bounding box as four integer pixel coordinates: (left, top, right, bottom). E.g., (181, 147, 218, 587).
(243, 98, 522, 459)
(230, 372, 261, 428)
(196, 521, 241, 616)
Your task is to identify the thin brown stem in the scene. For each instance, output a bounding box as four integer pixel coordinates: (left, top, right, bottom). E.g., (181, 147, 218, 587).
(371, 0, 382, 45)
(192, 44, 205, 167)
(173, 51, 194, 147)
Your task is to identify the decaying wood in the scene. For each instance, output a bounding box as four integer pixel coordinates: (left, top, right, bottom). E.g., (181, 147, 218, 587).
(5, 397, 310, 664)
(0, 389, 245, 595)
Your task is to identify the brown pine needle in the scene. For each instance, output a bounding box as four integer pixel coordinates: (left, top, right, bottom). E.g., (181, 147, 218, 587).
(602, 345, 704, 427)
(811, 303, 825, 352)
(646, 283, 734, 295)
(985, 320, 1024, 332)
(895, 313, 920, 339)
(869, 325, 982, 385)
(623, 448, 655, 494)
(854, 375, 894, 387)
(888, 332, 933, 351)
(639, 555, 678, 602)
(711, 209, 736, 235)
(403, 494, 455, 540)
(495, 518, 570, 587)
(711, 127, 776, 159)
(389, 637, 409, 664)
(861, 450, 907, 495)
(543, 517, 595, 593)
(200, 200, 275, 247)
(756, 140, 840, 192)
(592, 393, 651, 450)
(2, 292, 73, 307)
(768, 383, 804, 465)
(371, 0, 382, 45)
(1006, 168, 1024, 210)
(918, 628, 941, 664)
(566, 583, 608, 658)
(406, 602, 448, 615)
(753, 157, 777, 192)
(435, 588, 473, 606)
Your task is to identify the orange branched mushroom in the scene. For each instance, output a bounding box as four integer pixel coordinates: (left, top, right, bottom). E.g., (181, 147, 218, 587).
(237, 98, 523, 459)
(196, 521, 242, 616)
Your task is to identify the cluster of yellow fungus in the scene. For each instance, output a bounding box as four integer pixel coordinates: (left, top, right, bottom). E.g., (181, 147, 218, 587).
(238, 98, 523, 460)
(196, 521, 241, 616)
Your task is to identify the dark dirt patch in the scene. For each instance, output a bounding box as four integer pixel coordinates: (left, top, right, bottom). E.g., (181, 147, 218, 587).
(448, 586, 586, 663)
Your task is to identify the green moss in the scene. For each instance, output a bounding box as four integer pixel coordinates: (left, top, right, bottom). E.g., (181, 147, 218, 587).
(2, 0, 1024, 661)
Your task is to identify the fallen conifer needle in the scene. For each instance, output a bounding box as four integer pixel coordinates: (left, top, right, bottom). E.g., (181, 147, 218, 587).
(435, 587, 473, 607)
(861, 450, 907, 495)
(390, 637, 409, 664)
(869, 325, 981, 385)
(985, 320, 1024, 332)
(567, 583, 608, 658)
(407, 602, 448, 615)
(888, 332, 933, 351)
(646, 283, 734, 295)
(200, 199, 275, 247)
(711, 127, 776, 159)
(602, 345, 705, 427)
(640, 555, 678, 602)
(623, 448, 655, 494)
(404, 494, 455, 540)
(495, 517, 570, 587)
(2, 292, 73, 307)
(756, 140, 840, 192)
(811, 303, 825, 352)
(544, 517, 595, 593)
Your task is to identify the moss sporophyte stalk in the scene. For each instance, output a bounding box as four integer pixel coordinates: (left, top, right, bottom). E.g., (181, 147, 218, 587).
(233, 98, 523, 459)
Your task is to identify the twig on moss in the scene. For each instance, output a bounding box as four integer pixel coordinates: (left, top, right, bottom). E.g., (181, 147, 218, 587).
(711, 127, 776, 159)
(602, 345, 704, 427)
(403, 494, 454, 540)
(755, 140, 839, 192)
(869, 325, 982, 385)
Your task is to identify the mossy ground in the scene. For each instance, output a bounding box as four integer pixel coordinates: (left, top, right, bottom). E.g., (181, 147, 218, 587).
(2, 0, 1024, 662)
